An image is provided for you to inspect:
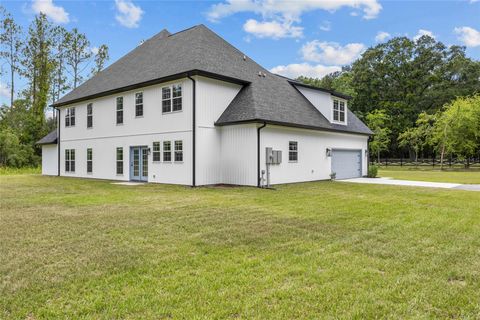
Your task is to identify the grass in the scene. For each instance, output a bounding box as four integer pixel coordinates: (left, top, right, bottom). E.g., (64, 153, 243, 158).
(1, 175, 480, 319)
(0, 166, 41, 175)
(378, 166, 480, 184)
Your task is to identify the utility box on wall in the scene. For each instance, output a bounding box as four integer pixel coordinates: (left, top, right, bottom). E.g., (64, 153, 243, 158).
(266, 147, 282, 165)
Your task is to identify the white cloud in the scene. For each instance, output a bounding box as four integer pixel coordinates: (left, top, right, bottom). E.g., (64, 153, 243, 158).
(270, 63, 341, 79)
(207, 0, 382, 22)
(0, 82, 9, 99)
(454, 26, 480, 47)
(31, 0, 69, 24)
(375, 31, 390, 42)
(243, 19, 303, 39)
(319, 20, 331, 31)
(115, 0, 144, 28)
(91, 46, 99, 55)
(301, 40, 365, 65)
(414, 29, 435, 41)
(207, 0, 381, 39)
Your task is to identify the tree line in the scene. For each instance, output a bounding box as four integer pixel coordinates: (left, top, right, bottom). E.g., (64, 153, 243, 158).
(0, 7, 109, 167)
(298, 35, 480, 166)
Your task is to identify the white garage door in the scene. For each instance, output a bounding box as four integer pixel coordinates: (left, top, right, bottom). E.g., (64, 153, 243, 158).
(331, 149, 362, 180)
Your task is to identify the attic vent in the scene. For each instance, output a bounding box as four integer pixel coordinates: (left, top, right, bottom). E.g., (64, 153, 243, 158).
(243, 55, 247, 61)
(258, 71, 262, 77)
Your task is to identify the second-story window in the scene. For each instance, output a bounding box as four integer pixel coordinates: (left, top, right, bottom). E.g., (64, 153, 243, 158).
(65, 107, 75, 127)
(135, 92, 143, 117)
(162, 84, 182, 113)
(333, 99, 346, 123)
(87, 103, 93, 128)
(116, 97, 123, 124)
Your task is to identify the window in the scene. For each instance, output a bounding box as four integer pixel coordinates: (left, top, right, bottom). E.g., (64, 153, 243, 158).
(163, 141, 171, 162)
(65, 149, 75, 172)
(135, 92, 143, 117)
(172, 84, 182, 112)
(174, 140, 183, 162)
(162, 87, 171, 113)
(152, 142, 161, 162)
(116, 147, 123, 175)
(87, 103, 93, 128)
(162, 84, 182, 113)
(65, 107, 75, 127)
(87, 148, 92, 173)
(116, 97, 123, 124)
(333, 99, 346, 123)
(289, 141, 298, 162)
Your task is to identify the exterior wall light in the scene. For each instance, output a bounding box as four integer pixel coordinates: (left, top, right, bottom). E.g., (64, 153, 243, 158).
(326, 148, 332, 157)
(148, 147, 151, 155)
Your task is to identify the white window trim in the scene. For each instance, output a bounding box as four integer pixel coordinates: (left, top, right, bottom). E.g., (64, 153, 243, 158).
(135, 91, 144, 118)
(116, 96, 124, 125)
(65, 107, 76, 128)
(163, 141, 172, 162)
(162, 83, 183, 114)
(87, 103, 93, 129)
(332, 98, 348, 125)
(152, 141, 161, 162)
(87, 148, 93, 174)
(288, 141, 298, 163)
(174, 140, 183, 163)
(116, 147, 124, 175)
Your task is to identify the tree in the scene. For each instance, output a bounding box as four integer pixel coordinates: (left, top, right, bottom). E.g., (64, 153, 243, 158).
(50, 25, 70, 105)
(398, 112, 435, 162)
(21, 13, 55, 127)
(65, 28, 92, 89)
(348, 35, 480, 157)
(366, 109, 391, 163)
(0, 7, 23, 107)
(90, 44, 109, 76)
(432, 95, 480, 168)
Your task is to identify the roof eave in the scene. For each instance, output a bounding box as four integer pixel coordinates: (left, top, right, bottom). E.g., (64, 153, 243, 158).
(52, 69, 250, 108)
(214, 119, 372, 136)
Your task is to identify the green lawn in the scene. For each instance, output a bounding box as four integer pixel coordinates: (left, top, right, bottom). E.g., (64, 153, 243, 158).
(1, 175, 480, 319)
(378, 167, 480, 184)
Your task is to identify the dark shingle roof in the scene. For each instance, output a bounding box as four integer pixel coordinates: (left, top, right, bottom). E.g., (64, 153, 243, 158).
(36, 130, 57, 145)
(53, 25, 372, 135)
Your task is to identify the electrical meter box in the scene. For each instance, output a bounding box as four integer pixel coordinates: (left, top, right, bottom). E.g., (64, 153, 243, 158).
(266, 147, 282, 165)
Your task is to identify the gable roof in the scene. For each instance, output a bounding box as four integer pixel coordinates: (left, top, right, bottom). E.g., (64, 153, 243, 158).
(53, 24, 372, 136)
(36, 130, 57, 145)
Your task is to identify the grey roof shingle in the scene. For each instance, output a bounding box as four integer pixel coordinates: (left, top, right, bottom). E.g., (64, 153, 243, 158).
(36, 130, 57, 145)
(53, 24, 372, 136)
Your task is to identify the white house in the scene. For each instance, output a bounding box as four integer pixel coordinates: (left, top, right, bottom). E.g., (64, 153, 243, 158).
(37, 25, 372, 187)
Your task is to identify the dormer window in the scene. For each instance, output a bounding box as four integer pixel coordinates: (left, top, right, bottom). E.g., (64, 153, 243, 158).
(333, 99, 346, 124)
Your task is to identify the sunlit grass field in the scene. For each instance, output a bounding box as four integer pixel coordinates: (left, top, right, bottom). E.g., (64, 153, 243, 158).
(378, 166, 480, 184)
(1, 174, 479, 319)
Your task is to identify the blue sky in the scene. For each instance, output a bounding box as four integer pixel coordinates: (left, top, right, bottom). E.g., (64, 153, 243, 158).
(1, 0, 479, 105)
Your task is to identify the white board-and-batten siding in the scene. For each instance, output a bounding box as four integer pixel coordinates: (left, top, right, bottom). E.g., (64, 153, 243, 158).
(58, 78, 194, 184)
(41, 144, 58, 175)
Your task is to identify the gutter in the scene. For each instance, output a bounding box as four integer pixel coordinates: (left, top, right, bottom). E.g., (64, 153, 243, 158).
(53, 106, 61, 177)
(257, 122, 267, 187)
(187, 75, 196, 187)
(216, 119, 372, 137)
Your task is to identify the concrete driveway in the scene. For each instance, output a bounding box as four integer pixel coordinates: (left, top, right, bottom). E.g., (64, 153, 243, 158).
(339, 177, 480, 191)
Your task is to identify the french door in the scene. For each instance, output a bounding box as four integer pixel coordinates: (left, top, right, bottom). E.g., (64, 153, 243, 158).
(130, 146, 148, 181)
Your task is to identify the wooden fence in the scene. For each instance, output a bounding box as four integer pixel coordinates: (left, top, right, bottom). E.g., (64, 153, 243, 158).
(372, 158, 480, 168)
